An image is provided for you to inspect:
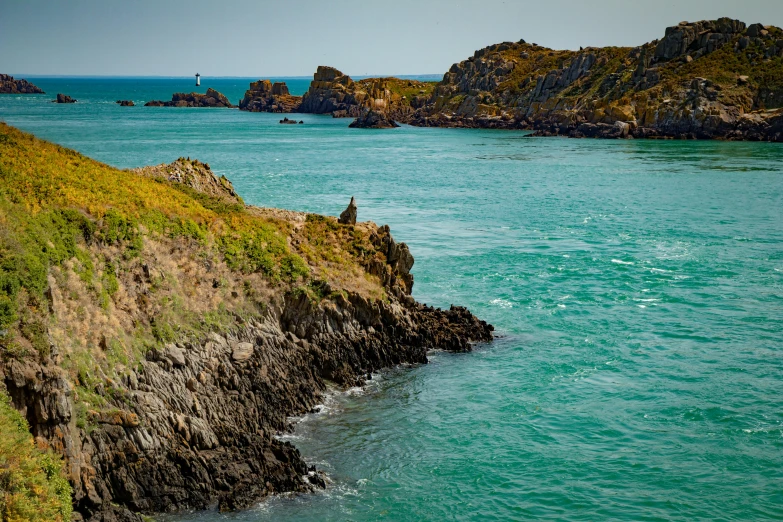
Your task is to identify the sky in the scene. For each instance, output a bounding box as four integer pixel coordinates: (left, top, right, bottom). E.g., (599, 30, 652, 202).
(2, 0, 783, 77)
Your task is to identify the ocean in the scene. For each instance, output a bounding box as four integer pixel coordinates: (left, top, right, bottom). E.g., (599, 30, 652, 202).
(2, 77, 782, 521)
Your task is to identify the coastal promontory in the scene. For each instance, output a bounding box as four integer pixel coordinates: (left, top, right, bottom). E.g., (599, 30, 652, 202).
(0, 123, 492, 522)
(0, 74, 45, 94)
(409, 18, 783, 141)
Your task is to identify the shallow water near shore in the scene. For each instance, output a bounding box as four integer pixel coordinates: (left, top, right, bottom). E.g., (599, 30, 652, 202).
(2, 78, 783, 521)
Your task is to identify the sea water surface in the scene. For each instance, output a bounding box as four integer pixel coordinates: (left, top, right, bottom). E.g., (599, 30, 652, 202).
(2, 79, 783, 521)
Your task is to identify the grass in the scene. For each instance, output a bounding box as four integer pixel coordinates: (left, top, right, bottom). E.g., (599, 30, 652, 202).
(0, 390, 72, 521)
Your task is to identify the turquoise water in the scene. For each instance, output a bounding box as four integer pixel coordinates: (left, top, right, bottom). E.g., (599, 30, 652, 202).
(2, 79, 783, 521)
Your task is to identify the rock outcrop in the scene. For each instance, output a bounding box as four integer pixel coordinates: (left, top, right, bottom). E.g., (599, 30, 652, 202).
(349, 109, 400, 128)
(411, 18, 783, 141)
(53, 93, 76, 103)
(0, 74, 45, 94)
(116, 100, 135, 106)
(145, 88, 234, 108)
(239, 80, 302, 112)
(132, 157, 244, 205)
(338, 197, 358, 224)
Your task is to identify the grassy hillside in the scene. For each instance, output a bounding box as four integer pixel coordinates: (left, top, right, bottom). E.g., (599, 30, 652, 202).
(0, 123, 387, 430)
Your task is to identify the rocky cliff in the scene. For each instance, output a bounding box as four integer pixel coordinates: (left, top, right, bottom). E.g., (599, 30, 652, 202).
(0, 74, 45, 94)
(410, 18, 783, 140)
(145, 88, 234, 108)
(0, 123, 492, 521)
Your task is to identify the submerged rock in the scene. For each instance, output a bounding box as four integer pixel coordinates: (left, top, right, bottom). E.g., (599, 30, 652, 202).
(116, 99, 135, 106)
(0, 74, 45, 94)
(349, 109, 400, 128)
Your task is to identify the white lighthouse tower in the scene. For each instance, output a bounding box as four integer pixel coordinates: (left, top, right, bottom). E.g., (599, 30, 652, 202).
(195, 73, 201, 86)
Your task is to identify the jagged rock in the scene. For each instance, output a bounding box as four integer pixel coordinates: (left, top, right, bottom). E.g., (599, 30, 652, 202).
(338, 196, 357, 225)
(53, 93, 76, 103)
(239, 80, 302, 113)
(132, 157, 243, 205)
(279, 117, 298, 124)
(654, 18, 745, 61)
(0, 74, 45, 94)
(116, 100, 134, 106)
(231, 342, 254, 361)
(145, 88, 234, 108)
(348, 109, 400, 128)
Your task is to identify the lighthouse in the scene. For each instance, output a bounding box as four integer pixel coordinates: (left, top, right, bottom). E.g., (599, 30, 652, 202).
(195, 73, 201, 86)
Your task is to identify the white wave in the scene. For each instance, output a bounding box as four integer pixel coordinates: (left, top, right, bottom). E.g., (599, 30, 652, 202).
(489, 298, 513, 308)
(611, 259, 634, 265)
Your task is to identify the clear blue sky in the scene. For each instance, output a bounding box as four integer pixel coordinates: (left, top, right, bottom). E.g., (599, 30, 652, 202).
(2, 0, 782, 77)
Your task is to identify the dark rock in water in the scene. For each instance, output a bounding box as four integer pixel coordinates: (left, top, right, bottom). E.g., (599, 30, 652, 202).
(0, 74, 45, 94)
(52, 93, 76, 103)
(239, 80, 302, 113)
(349, 109, 400, 128)
(116, 100, 135, 106)
(299, 120, 304, 124)
(279, 117, 298, 124)
(338, 196, 357, 225)
(145, 88, 234, 108)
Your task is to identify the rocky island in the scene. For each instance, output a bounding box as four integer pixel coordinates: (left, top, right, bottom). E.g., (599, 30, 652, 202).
(52, 93, 76, 103)
(408, 18, 783, 140)
(0, 74, 45, 94)
(145, 87, 234, 107)
(0, 123, 492, 521)
(115, 100, 134, 107)
(238, 66, 435, 119)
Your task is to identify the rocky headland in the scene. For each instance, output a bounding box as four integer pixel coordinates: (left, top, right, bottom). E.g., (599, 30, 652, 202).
(0, 123, 492, 521)
(408, 18, 783, 141)
(0, 74, 45, 94)
(145, 88, 234, 108)
(52, 93, 77, 103)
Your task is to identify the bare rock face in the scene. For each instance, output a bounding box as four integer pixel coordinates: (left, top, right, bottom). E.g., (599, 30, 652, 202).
(53, 93, 76, 103)
(239, 80, 302, 113)
(0, 74, 45, 94)
(654, 18, 746, 61)
(132, 157, 244, 205)
(338, 196, 357, 225)
(298, 66, 359, 115)
(145, 88, 234, 108)
(349, 109, 400, 128)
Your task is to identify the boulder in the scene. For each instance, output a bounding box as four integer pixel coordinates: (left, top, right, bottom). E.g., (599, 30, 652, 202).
(348, 109, 400, 129)
(338, 197, 357, 225)
(53, 93, 76, 103)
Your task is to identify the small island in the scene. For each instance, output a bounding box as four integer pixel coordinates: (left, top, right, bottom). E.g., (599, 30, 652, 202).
(145, 87, 234, 107)
(52, 93, 76, 103)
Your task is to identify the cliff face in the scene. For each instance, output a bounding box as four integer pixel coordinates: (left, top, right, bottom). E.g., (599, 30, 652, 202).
(0, 74, 45, 94)
(0, 123, 492, 521)
(145, 88, 234, 108)
(410, 18, 783, 140)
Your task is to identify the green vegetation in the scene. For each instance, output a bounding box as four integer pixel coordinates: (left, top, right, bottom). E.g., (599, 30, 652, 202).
(0, 390, 72, 522)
